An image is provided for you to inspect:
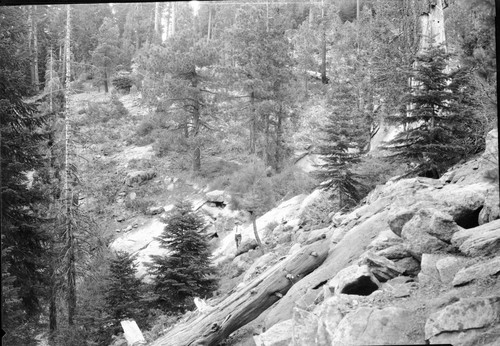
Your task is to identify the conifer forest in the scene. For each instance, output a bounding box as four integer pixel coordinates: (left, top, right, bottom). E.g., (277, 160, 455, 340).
(1, 1, 498, 346)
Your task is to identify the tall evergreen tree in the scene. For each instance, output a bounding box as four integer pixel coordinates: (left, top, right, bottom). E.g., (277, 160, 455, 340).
(91, 17, 121, 93)
(385, 45, 481, 177)
(315, 82, 369, 210)
(148, 201, 218, 313)
(105, 251, 142, 323)
(1, 6, 51, 344)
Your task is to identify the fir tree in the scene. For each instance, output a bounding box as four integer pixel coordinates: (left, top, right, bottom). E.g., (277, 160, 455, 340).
(1, 7, 51, 343)
(315, 82, 369, 210)
(386, 45, 481, 177)
(148, 201, 218, 313)
(105, 251, 142, 322)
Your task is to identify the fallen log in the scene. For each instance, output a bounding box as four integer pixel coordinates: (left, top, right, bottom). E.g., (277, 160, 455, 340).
(150, 239, 330, 346)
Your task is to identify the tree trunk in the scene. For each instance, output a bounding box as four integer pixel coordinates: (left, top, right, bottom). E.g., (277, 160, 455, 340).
(103, 67, 108, 93)
(320, 0, 328, 84)
(207, 4, 212, 43)
(154, 2, 160, 41)
(275, 105, 283, 173)
(33, 5, 39, 92)
(64, 4, 76, 326)
(150, 239, 330, 346)
(171, 2, 176, 36)
(249, 91, 257, 155)
(49, 264, 57, 336)
(251, 212, 263, 248)
(191, 72, 201, 174)
(264, 114, 270, 167)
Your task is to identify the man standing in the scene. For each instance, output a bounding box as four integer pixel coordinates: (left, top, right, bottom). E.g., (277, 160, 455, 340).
(234, 220, 242, 250)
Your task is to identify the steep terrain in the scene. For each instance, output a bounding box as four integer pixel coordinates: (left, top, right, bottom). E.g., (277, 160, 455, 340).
(71, 90, 499, 346)
(148, 129, 499, 346)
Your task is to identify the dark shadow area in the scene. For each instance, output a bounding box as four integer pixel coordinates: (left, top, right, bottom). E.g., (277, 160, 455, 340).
(454, 206, 482, 229)
(341, 276, 379, 296)
(312, 280, 328, 290)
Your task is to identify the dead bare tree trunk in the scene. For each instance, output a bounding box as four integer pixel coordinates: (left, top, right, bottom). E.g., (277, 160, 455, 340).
(64, 4, 76, 326)
(150, 239, 330, 346)
(33, 5, 39, 92)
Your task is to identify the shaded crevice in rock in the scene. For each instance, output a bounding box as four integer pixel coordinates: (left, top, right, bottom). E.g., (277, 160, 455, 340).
(340, 276, 379, 296)
(454, 206, 482, 229)
(313, 280, 328, 290)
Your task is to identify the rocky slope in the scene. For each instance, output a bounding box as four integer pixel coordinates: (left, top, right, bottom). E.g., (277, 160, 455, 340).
(149, 128, 499, 346)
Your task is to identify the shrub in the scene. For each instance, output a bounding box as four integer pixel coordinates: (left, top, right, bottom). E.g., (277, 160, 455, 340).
(125, 196, 155, 214)
(70, 80, 85, 93)
(270, 166, 316, 202)
(153, 131, 189, 157)
(136, 118, 156, 137)
(112, 75, 133, 93)
(148, 201, 218, 313)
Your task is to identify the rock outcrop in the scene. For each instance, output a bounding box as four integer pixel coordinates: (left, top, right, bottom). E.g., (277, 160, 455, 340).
(146, 129, 499, 346)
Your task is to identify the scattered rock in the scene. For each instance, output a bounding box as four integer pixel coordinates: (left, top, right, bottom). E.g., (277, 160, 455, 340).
(291, 307, 318, 345)
(236, 239, 259, 257)
(358, 251, 405, 282)
(278, 232, 292, 244)
(129, 192, 137, 200)
(478, 191, 500, 225)
(314, 296, 351, 345)
(124, 170, 157, 186)
(331, 307, 424, 345)
(388, 208, 416, 236)
(367, 229, 404, 251)
(327, 264, 380, 296)
(392, 284, 411, 298)
(133, 223, 139, 228)
(418, 254, 449, 285)
(456, 220, 500, 257)
(435, 256, 469, 284)
(401, 209, 451, 257)
(375, 243, 411, 259)
(425, 296, 500, 346)
(254, 319, 292, 346)
(452, 256, 500, 286)
(393, 257, 421, 277)
(205, 190, 228, 204)
(146, 206, 164, 215)
(117, 216, 126, 222)
(124, 225, 133, 232)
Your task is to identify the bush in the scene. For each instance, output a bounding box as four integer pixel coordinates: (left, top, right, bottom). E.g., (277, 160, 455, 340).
(112, 75, 133, 93)
(148, 201, 218, 313)
(136, 118, 156, 137)
(125, 196, 155, 214)
(270, 166, 316, 202)
(70, 80, 85, 93)
(153, 131, 189, 157)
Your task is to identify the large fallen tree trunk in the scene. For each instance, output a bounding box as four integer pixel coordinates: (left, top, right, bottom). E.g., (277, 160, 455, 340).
(151, 239, 330, 346)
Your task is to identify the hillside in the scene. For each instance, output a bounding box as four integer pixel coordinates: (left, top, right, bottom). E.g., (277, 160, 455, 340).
(147, 129, 499, 346)
(1, 1, 497, 346)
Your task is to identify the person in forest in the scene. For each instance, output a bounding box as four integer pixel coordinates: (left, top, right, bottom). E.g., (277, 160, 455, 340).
(234, 220, 242, 250)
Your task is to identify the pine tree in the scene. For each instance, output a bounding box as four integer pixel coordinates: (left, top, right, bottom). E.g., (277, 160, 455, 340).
(148, 201, 218, 313)
(386, 45, 481, 177)
(315, 82, 369, 210)
(105, 251, 142, 322)
(92, 17, 121, 93)
(1, 6, 51, 344)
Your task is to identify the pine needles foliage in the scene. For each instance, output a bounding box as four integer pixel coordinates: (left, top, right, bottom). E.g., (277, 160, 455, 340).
(148, 201, 218, 313)
(385, 45, 484, 177)
(315, 82, 369, 210)
(105, 251, 143, 322)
